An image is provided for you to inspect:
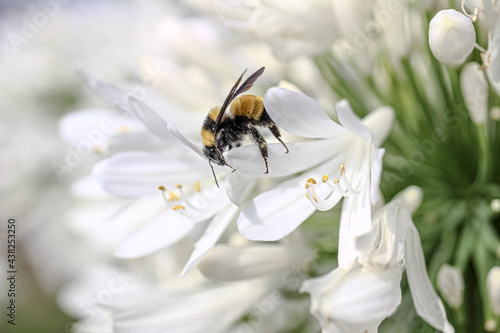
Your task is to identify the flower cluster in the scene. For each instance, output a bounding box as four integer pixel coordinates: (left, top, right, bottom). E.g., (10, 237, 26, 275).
(6, 0, 500, 332)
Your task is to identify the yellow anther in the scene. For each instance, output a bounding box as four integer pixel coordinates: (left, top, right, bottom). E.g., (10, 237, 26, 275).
(195, 181, 201, 193)
(172, 205, 186, 211)
(305, 193, 309, 199)
(158, 185, 166, 191)
(93, 146, 103, 153)
(306, 178, 317, 185)
(340, 165, 345, 175)
(322, 175, 329, 183)
(334, 178, 340, 184)
(118, 125, 130, 133)
(312, 196, 318, 203)
(167, 191, 180, 201)
(305, 182, 310, 189)
(175, 184, 183, 189)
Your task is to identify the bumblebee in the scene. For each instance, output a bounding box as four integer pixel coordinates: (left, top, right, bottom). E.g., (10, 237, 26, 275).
(201, 67, 288, 185)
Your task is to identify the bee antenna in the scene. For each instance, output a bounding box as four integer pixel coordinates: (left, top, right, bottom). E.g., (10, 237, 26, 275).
(208, 159, 219, 188)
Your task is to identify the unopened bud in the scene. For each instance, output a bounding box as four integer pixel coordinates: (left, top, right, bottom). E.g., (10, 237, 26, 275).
(429, 9, 476, 65)
(461, 62, 488, 124)
(437, 264, 464, 308)
(487, 267, 500, 315)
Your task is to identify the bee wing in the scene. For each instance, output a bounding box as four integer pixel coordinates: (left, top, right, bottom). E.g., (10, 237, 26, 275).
(214, 66, 265, 130)
(233, 66, 265, 98)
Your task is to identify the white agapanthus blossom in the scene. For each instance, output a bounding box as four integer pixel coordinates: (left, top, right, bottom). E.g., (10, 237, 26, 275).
(429, 9, 476, 65)
(226, 88, 393, 268)
(301, 187, 454, 333)
(437, 264, 464, 308)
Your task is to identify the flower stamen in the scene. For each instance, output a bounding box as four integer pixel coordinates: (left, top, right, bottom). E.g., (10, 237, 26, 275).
(158, 181, 216, 215)
(304, 166, 360, 211)
(461, 0, 479, 22)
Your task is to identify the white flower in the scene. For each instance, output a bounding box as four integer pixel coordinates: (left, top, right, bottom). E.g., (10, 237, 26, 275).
(429, 9, 476, 65)
(301, 187, 454, 333)
(213, 0, 339, 60)
(487, 266, 500, 315)
(197, 235, 313, 282)
(437, 264, 464, 308)
(301, 260, 403, 333)
(460, 62, 488, 124)
(112, 276, 279, 333)
(227, 88, 393, 269)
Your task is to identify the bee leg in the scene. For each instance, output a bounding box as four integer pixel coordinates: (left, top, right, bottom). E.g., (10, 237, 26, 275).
(250, 128, 269, 174)
(217, 147, 236, 172)
(268, 124, 289, 153)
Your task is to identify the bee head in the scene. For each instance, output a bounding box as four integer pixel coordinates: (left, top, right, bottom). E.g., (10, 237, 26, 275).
(203, 146, 224, 166)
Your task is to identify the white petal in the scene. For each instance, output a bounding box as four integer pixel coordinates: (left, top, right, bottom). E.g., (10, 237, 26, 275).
(224, 139, 343, 177)
(70, 175, 113, 200)
(337, 142, 373, 267)
(178, 204, 239, 277)
(405, 221, 454, 333)
(127, 95, 175, 142)
(106, 131, 169, 154)
(224, 172, 256, 207)
(167, 122, 206, 160)
(370, 148, 385, 207)
(114, 210, 195, 258)
(487, 21, 500, 95)
(113, 278, 277, 333)
(327, 267, 402, 324)
(77, 70, 132, 113)
(336, 100, 372, 142)
(302, 262, 403, 333)
(58, 109, 144, 147)
(263, 87, 348, 138)
(237, 176, 317, 241)
(362, 106, 395, 147)
(128, 96, 206, 160)
(198, 244, 298, 281)
(93, 152, 210, 197)
(237, 154, 346, 241)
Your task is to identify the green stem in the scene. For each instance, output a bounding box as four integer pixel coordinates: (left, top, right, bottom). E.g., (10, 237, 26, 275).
(473, 123, 491, 187)
(472, 241, 496, 330)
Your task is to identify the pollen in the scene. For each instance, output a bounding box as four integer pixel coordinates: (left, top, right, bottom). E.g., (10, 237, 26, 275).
(93, 145, 104, 153)
(195, 181, 201, 193)
(304, 165, 360, 211)
(172, 205, 186, 211)
(167, 191, 180, 201)
(118, 125, 130, 133)
(175, 184, 183, 189)
(306, 178, 317, 184)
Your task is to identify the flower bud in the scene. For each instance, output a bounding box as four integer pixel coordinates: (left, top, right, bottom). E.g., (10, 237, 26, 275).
(461, 62, 488, 124)
(437, 264, 464, 308)
(487, 266, 500, 314)
(429, 9, 476, 65)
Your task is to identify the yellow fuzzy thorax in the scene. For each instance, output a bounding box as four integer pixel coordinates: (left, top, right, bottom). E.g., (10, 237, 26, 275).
(230, 95, 264, 120)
